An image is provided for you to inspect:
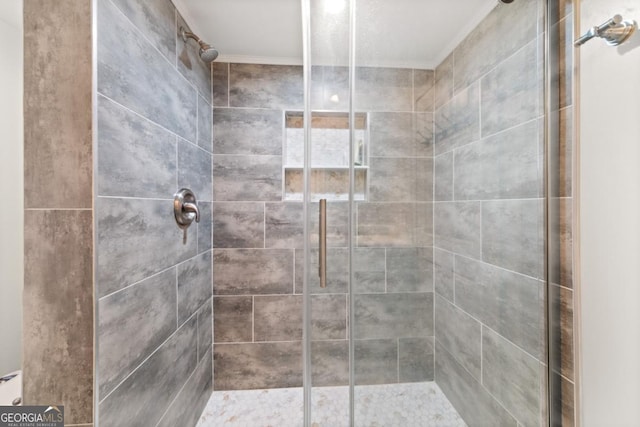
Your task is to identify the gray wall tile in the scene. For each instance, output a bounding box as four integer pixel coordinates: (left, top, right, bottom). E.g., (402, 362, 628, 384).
(399, 337, 435, 383)
(354, 293, 433, 339)
(313, 66, 350, 111)
(454, 120, 539, 200)
(482, 327, 540, 427)
(98, 0, 197, 142)
(254, 295, 302, 342)
(197, 202, 213, 253)
(177, 251, 213, 325)
(549, 198, 573, 288)
(434, 249, 454, 301)
(436, 341, 517, 426)
(434, 152, 453, 201)
(434, 82, 480, 155)
(386, 248, 433, 293)
(213, 249, 293, 295)
(357, 203, 415, 247)
(97, 95, 176, 199)
(312, 295, 347, 340)
(434, 202, 481, 258)
(453, 0, 538, 92)
(482, 199, 544, 278)
(265, 203, 304, 248)
(96, 197, 197, 297)
(311, 340, 349, 387)
(213, 155, 282, 201)
(550, 285, 574, 381)
(455, 256, 543, 358)
(176, 13, 212, 102)
(416, 157, 434, 202)
(98, 268, 177, 398)
(310, 202, 349, 247)
(481, 40, 540, 137)
(213, 296, 253, 343)
(370, 112, 421, 158)
(415, 202, 434, 247)
(99, 317, 198, 427)
(434, 53, 453, 109)
(197, 299, 213, 362)
(353, 248, 386, 293)
(414, 69, 435, 112)
(355, 339, 398, 385)
(198, 95, 213, 152)
(369, 157, 416, 202)
(24, 0, 92, 209)
(212, 62, 229, 107)
(178, 139, 213, 202)
(295, 248, 349, 294)
(213, 202, 265, 248)
(157, 351, 212, 427)
(355, 67, 412, 111)
(23, 210, 93, 424)
(213, 108, 283, 155)
(214, 342, 302, 390)
(229, 63, 303, 109)
(435, 295, 481, 380)
(109, 0, 176, 63)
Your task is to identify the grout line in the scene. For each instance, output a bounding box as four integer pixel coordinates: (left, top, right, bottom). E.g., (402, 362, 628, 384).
(252, 296, 255, 342)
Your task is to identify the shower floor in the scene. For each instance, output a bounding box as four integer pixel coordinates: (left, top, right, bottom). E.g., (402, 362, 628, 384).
(196, 382, 466, 427)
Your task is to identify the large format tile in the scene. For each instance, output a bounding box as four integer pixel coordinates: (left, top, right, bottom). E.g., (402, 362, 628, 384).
(433, 202, 481, 259)
(157, 351, 212, 427)
(355, 67, 412, 112)
(254, 295, 302, 342)
(482, 327, 541, 427)
(176, 13, 212, 102)
(357, 203, 415, 247)
(214, 342, 303, 390)
(177, 251, 213, 325)
(481, 40, 540, 137)
(24, 0, 92, 209)
(98, 0, 197, 142)
(369, 112, 432, 157)
(198, 95, 213, 152)
(482, 199, 544, 278)
(229, 63, 303, 109)
(414, 69, 435, 112)
(433, 249, 454, 301)
(99, 317, 198, 427)
(436, 342, 517, 426)
(97, 95, 176, 199)
(354, 339, 398, 385)
(434, 295, 481, 380)
(309, 201, 349, 247)
(353, 248, 386, 293)
(213, 249, 294, 295)
(416, 158, 434, 202)
(212, 62, 229, 107)
(197, 202, 213, 253)
(369, 157, 416, 202)
(434, 82, 480, 155)
(434, 53, 453, 109)
(213, 108, 283, 155)
(178, 139, 213, 202)
(109, 0, 176, 63)
(98, 268, 177, 398)
(312, 294, 348, 340)
(265, 203, 304, 249)
(213, 202, 265, 248)
(415, 202, 434, 247)
(213, 155, 282, 201)
(434, 151, 453, 201)
(354, 293, 433, 339)
(295, 248, 349, 294)
(453, 0, 538, 93)
(386, 248, 433, 293)
(96, 197, 197, 298)
(399, 337, 434, 383)
(455, 256, 543, 358)
(197, 299, 213, 362)
(23, 210, 93, 424)
(454, 120, 540, 200)
(311, 340, 349, 387)
(213, 296, 253, 343)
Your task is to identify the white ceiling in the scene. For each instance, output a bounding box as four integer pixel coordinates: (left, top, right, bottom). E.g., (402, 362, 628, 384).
(0, 0, 22, 30)
(173, 0, 498, 69)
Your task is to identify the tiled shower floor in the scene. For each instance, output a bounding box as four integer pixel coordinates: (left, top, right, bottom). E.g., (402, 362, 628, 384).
(197, 382, 467, 427)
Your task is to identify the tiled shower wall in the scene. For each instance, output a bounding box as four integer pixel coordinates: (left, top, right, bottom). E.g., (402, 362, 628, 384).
(95, 0, 213, 426)
(211, 63, 435, 389)
(432, 2, 548, 426)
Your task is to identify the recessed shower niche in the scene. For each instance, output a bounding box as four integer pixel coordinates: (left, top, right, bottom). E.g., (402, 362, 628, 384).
(284, 111, 368, 201)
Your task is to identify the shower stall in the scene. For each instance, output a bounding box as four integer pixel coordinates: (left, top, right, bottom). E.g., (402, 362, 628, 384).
(86, 0, 572, 425)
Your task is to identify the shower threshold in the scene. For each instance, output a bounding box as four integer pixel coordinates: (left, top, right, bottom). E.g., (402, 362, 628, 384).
(197, 381, 466, 427)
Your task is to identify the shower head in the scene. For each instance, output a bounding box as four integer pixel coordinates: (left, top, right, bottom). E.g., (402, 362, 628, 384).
(180, 27, 219, 63)
(499, 0, 514, 3)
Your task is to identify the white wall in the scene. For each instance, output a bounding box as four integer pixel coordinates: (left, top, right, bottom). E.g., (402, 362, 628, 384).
(578, 0, 640, 425)
(0, 1, 23, 375)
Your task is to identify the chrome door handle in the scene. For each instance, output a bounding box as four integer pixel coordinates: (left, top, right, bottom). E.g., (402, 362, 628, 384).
(319, 199, 327, 288)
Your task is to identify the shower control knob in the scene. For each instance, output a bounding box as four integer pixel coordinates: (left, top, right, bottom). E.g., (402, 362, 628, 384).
(174, 188, 200, 230)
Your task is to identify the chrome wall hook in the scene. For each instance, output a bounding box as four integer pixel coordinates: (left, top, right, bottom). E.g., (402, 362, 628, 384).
(575, 14, 637, 47)
(174, 188, 200, 230)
